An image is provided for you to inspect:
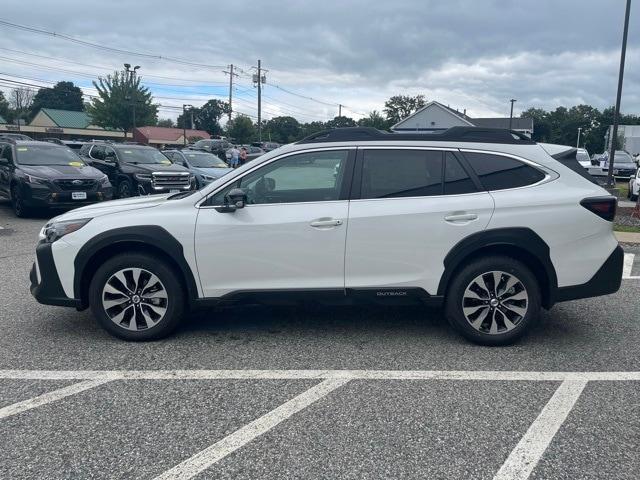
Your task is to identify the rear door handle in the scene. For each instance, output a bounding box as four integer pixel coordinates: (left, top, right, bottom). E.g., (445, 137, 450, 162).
(444, 213, 478, 223)
(310, 218, 343, 228)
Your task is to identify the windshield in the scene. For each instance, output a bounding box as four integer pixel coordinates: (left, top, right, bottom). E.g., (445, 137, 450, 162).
(614, 153, 634, 165)
(15, 144, 85, 166)
(115, 147, 172, 165)
(184, 152, 228, 168)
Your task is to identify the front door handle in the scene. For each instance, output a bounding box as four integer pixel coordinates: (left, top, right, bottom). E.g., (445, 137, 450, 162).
(310, 218, 343, 228)
(444, 213, 479, 223)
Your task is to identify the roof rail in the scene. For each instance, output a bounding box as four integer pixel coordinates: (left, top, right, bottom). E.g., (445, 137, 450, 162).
(296, 126, 535, 145)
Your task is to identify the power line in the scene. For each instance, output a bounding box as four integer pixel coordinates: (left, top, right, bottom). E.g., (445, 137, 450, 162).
(0, 19, 227, 70)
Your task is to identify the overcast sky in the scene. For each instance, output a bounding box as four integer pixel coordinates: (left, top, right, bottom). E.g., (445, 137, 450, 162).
(0, 0, 638, 123)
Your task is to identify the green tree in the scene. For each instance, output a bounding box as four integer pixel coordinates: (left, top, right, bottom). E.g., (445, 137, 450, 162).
(178, 99, 230, 136)
(300, 121, 327, 138)
(0, 91, 9, 120)
(326, 115, 357, 128)
(357, 110, 390, 130)
(226, 115, 255, 143)
(383, 95, 426, 124)
(264, 116, 301, 143)
(157, 118, 175, 128)
(88, 71, 157, 134)
(30, 81, 84, 119)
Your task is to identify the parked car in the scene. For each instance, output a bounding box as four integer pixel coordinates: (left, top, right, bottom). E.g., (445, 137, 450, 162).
(163, 149, 232, 188)
(0, 139, 112, 217)
(79, 142, 195, 198)
(629, 167, 640, 201)
(225, 145, 265, 162)
(192, 139, 232, 159)
(30, 126, 623, 345)
(575, 148, 591, 169)
(589, 150, 637, 179)
(252, 141, 281, 152)
(0, 133, 33, 141)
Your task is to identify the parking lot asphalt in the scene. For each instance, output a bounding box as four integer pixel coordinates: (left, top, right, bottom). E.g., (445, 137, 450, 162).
(0, 199, 638, 479)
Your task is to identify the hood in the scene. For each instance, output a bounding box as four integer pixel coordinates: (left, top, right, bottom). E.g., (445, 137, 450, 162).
(51, 193, 175, 223)
(124, 162, 190, 174)
(19, 164, 105, 180)
(192, 166, 233, 178)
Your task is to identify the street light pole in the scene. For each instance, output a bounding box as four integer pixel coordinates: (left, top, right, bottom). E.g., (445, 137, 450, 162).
(509, 99, 517, 130)
(607, 0, 632, 188)
(182, 104, 193, 146)
(577, 127, 582, 148)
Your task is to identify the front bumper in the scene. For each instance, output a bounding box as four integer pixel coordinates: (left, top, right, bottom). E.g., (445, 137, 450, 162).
(22, 183, 113, 208)
(30, 241, 81, 308)
(554, 245, 624, 303)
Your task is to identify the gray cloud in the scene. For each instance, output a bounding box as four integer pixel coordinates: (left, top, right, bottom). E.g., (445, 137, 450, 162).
(0, 0, 638, 120)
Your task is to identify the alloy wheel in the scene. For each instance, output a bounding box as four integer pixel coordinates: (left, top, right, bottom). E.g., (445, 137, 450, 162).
(101, 268, 168, 331)
(461, 271, 528, 335)
(119, 182, 131, 198)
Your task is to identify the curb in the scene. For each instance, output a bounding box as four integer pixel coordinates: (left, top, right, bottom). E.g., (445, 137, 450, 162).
(615, 231, 640, 244)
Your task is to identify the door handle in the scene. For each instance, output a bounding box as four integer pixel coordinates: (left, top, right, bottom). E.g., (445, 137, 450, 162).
(444, 213, 478, 223)
(310, 218, 343, 228)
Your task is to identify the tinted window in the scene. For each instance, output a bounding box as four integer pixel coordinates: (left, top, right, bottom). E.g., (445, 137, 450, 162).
(361, 149, 443, 199)
(210, 150, 349, 205)
(464, 152, 545, 191)
(444, 153, 477, 194)
(1, 145, 13, 162)
(90, 145, 105, 160)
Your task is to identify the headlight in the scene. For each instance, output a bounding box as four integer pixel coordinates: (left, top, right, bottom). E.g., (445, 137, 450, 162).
(134, 173, 152, 181)
(99, 174, 110, 185)
(201, 175, 214, 182)
(24, 173, 48, 184)
(43, 218, 92, 243)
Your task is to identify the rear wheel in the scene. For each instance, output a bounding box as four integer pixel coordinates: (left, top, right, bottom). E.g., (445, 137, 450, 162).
(89, 253, 185, 340)
(445, 256, 540, 346)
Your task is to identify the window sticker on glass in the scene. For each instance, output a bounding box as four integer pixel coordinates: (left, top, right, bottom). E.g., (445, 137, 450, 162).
(17, 147, 28, 151)
(123, 150, 133, 154)
(68, 161, 84, 167)
(160, 159, 171, 164)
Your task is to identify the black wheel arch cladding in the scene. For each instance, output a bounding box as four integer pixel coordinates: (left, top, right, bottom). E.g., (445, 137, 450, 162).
(74, 226, 199, 307)
(438, 227, 558, 308)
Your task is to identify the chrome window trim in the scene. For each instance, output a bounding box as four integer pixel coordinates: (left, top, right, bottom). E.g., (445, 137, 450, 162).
(196, 146, 356, 209)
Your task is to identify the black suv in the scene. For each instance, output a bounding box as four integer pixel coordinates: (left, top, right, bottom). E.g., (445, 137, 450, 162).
(79, 142, 195, 198)
(0, 140, 113, 217)
(191, 138, 231, 159)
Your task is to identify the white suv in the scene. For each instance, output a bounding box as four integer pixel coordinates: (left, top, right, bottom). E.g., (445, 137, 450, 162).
(30, 127, 623, 345)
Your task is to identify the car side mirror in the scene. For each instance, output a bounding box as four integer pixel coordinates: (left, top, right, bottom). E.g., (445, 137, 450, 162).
(215, 188, 247, 213)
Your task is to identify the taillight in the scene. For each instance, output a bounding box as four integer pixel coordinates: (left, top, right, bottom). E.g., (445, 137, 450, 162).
(580, 196, 617, 221)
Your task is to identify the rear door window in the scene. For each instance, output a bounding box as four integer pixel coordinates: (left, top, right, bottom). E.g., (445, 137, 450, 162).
(463, 152, 545, 191)
(361, 149, 443, 199)
(444, 153, 477, 195)
(90, 145, 105, 160)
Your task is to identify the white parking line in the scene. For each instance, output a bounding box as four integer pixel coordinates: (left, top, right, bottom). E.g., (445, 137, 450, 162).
(153, 378, 350, 480)
(493, 379, 587, 480)
(623, 253, 639, 279)
(1, 369, 639, 381)
(0, 379, 111, 420)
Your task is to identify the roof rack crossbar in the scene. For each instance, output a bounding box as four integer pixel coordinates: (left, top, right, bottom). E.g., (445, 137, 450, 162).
(296, 126, 535, 145)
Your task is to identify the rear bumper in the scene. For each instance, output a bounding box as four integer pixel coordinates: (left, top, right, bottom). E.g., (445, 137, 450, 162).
(554, 245, 624, 303)
(30, 242, 81, 308)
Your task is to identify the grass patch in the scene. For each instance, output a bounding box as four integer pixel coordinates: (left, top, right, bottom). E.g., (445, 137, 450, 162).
(614, 224, 640, 233)
(617, 181, 630, 199)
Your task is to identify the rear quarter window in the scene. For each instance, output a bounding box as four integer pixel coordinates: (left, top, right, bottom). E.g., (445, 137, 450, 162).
(463, 152, 545, 191)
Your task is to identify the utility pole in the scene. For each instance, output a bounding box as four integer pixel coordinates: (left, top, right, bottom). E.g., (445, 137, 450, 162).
(124, 63, 140, 140)
(509, 99, 517, 130)
(576, 127, 582, 148)
(257, 59, 262, 141)
(224, 64, 238, 122)
(338, 104, 342, 117)
(182, 104, 193, 146)
(607, 0, 632, 188)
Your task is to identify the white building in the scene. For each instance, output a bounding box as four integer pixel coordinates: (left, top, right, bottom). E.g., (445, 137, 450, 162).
(391, 101, 534, 137)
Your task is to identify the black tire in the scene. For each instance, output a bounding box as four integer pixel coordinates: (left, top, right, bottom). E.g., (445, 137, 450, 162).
(88, 253, 185, 341)
(445, 256, 541, 346)
(117, 179, 133, 199)
(10, 185, 30, 218)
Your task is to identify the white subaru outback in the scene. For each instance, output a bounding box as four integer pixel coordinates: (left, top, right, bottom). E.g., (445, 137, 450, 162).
(30, 127, 623, 345)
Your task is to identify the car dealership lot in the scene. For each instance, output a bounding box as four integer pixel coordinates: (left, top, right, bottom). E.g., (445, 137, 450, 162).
(0, 201, 639, 479)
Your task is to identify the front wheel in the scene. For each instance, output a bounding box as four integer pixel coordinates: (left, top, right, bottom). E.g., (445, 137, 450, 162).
(117, 179, 134, 199)
(445, 256, 541, 346)
(89, 253, 185, 340)
(10, 185, 30, 218)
